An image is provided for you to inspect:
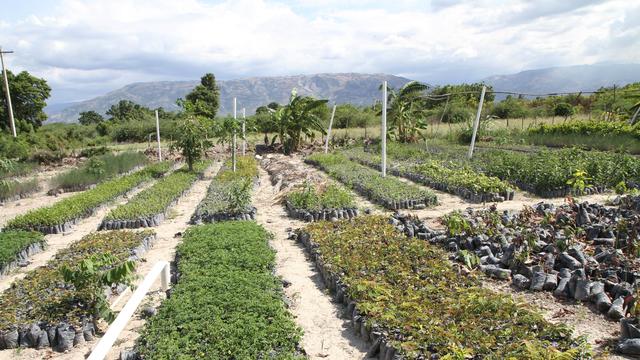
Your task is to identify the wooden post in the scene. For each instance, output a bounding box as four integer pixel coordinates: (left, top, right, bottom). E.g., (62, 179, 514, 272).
(0, 48, 16, 137)
(232, 97, 237, 172)
(324, 105, 336, 153)
(467, 86, 486, 159)
(381, 81, 387, 177)
(241, 107, 246, 156)
(155, 110, 162, 161)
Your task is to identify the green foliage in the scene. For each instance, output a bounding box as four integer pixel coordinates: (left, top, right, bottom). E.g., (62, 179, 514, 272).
(106, 100, 151, 122)
(52, 151, 148, 191)
(528, 119, 640, 141)
(194, 156, 258, 218)
(272, 89, 328, 154)
(440, 101, 473, 123)
(491, 96, 529, 119)
(184, 73, 220, 118)
(383, 81, 429, 143)
(333, 103, 377, 129)
(0, 231, 45, 270)
(78, 111, 105, 125)
(306, 153, 437, 209)
(442, 211, 471, 236)
(0, 230, 153, 331)
(136, 222, 303, 359)
(286, 182, 355, 211)
(554, 102, 575, 119)
(105, 163, 205, 221)
(0, 70, 51, 130)
(0, 177, 39, 201)
(61, 253, 136, 322)
(6, 163, 169, 230)
(172, 116, 212, 171)
(302, 216, 590, 358)
(566, 169, 591, 194)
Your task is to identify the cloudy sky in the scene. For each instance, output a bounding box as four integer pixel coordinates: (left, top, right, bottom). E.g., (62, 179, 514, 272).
(0, 0, 638, 104)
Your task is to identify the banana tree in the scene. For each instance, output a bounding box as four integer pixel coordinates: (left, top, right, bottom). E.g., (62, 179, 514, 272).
(271, 89, 328, 154)
(380, 81, 429, 143)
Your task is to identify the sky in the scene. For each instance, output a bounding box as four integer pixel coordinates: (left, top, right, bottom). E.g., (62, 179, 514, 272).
(0, 0, 638, 104)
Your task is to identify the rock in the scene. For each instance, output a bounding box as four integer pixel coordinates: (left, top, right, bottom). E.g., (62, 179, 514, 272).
(559, 252, 582, 270)
(512, 274, 531, 290)
(617, 338, 640, 356)
(543, 273, 558, 291)
(530, 271, 546, 291)
(574, 279, 592, 301)
(141, 306, 157, 319)
(608, 297, 626, 320)
(554, 278, 570, 298)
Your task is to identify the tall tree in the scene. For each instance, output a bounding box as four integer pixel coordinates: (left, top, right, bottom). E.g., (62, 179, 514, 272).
(0, 70, 51, 130)
(185, 73, 220, 118)
(106, 100, 149, 122)
(78, 110, 105, 125)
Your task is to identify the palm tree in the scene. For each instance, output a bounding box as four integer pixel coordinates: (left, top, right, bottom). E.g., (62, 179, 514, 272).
(380, 81, 429, 143)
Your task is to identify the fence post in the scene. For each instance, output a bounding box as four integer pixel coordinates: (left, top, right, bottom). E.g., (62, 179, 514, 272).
(324, 105, 336, 153)
(467, 86, 486, 159)
(381, 81, 387, 177)
(232, 97, 237, 172)
(155, 110, 162, 161)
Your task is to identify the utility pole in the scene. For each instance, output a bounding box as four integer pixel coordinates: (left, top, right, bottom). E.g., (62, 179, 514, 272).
(0, 47, 16, 137)
(241, 107, 246, 156)
(324, 104, 336, 153)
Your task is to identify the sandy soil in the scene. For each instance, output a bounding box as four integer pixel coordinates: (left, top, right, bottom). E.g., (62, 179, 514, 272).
(253, 165, 371, 359)
(0, 161, 221, 360)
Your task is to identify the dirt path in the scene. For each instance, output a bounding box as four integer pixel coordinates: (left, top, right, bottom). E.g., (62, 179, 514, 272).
(253, 165, 370, 359)
(0, 161, 222, 360)
(0, 177, 162, 293)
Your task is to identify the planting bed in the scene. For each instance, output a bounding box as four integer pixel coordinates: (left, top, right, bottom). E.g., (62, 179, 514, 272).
(191, 156, 258, 223)
(50, 152, 149, 193)
(134, 222, 303, 359)
(100, 161, 209, 230)
(0, 178, 40, 203)
(344, 148, 514, 203)
(0, 230, 155, 352)
(296, 215, 590, 358)
(3, 162, 170, 234)
(285, 183, 358, 222)
(403, 196, 640, 334)
(0, 231, 46, 277)
(306, 153, 437, 210)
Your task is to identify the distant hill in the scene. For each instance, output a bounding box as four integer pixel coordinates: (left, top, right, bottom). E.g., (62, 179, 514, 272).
(46, 73, 411, 123)
(482, 63, 640, 96)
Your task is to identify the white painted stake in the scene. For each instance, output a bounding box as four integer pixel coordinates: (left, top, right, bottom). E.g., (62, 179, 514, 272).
(232, 97, 237, 172)
(0, 48, 16, 138)
(242, 107, 246, 156)
(467, 85, 486, 159)
(381, 81, 387, 177)
(87, 261, 171, 360)
(155, 110, 162, 161)
(324, 104, 336, 153)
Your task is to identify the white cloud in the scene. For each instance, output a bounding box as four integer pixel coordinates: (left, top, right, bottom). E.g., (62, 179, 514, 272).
(1, 0, 637, 103)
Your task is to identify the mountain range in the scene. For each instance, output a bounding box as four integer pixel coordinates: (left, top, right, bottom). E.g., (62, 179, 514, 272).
(46, 63, 640, 123)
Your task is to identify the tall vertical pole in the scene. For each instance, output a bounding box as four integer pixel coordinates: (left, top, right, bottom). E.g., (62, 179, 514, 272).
(241, 107, 246, 156)
(0, 48, 16, 138)
(467, 86, 486, 159)
(324, 104, 336, 154)
(155, 110, 162, 161)
(381, 81, 387, 177)
(232, 97, 237, 172)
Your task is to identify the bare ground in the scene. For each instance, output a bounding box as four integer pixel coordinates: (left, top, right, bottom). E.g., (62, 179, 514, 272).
(0, 161, 221, 360)
(253, 163, 371, 359)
